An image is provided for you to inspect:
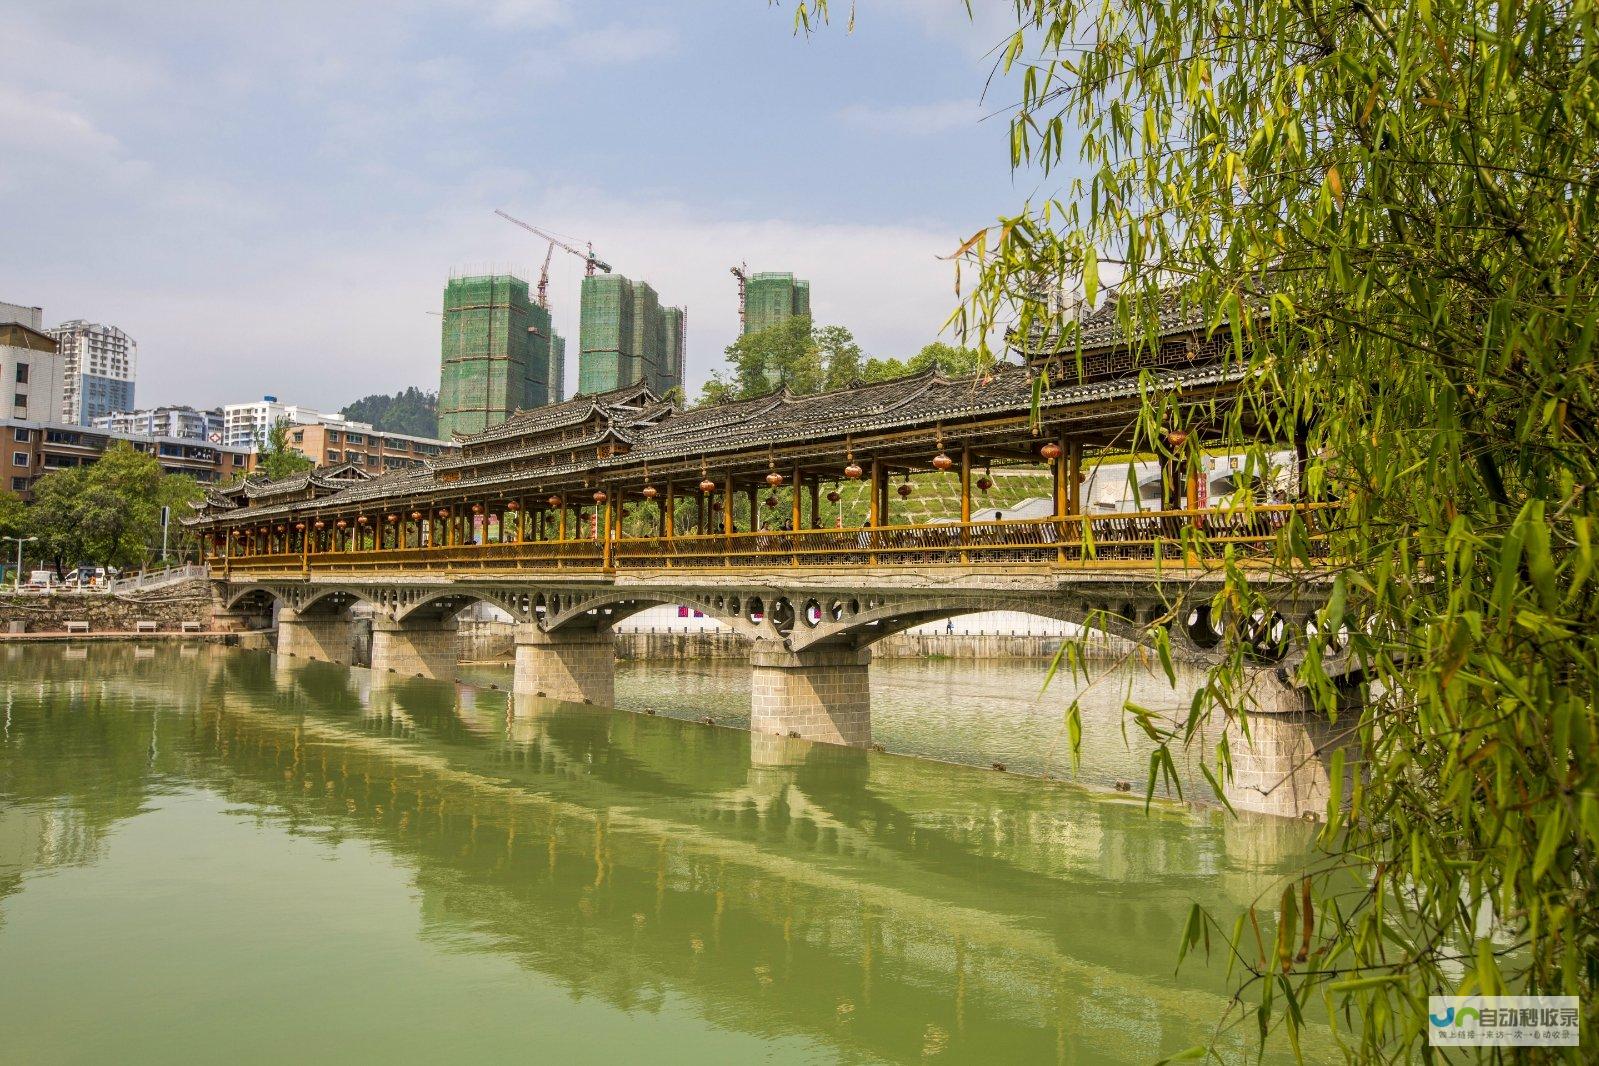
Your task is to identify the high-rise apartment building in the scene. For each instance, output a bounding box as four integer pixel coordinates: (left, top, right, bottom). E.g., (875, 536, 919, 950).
(437, 273, 564, 438)
(49, 319, 137, 425)
(92, 405, 223, 442)
(222, 398, 352, 449)
(743, 272, 811, 335)
(577, 274, 686, 398)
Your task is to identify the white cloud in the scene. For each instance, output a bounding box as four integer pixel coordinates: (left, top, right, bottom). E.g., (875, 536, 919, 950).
(478, 0, 571, 29)
(564, 23, 680, 65)
(839, 99, 986, 136)
(0, 86, 123, 157)
(34, 185, 973, 411)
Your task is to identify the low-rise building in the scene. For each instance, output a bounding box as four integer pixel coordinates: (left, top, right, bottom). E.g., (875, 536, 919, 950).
(1, 321, 66, 426)
(268, 422, 454, 473)
(3, 418, 251, 500)
(92, 405, 223, 442)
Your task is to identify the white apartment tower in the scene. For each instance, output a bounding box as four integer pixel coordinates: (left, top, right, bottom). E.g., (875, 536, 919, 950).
(49, 319, 137, 426)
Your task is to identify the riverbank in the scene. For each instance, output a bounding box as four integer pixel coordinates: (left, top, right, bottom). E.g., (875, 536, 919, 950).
(0, 578, 213, 634)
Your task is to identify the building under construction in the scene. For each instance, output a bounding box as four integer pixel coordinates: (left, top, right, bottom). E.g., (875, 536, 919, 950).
(437, 273, 565, 438)
(578, 274, 685, 398)
(742, 272, 811, 335)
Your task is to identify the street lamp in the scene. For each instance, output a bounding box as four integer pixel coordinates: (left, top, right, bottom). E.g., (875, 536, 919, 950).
(3, 536, 39, 593)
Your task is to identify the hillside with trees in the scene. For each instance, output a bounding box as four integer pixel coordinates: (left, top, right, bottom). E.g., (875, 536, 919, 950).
(341, 387, 438, 437)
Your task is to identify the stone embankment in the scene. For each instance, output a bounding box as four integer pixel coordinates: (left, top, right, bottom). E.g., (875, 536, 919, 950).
(458, 621, 1135, 663)
(0, 579, 215, 635)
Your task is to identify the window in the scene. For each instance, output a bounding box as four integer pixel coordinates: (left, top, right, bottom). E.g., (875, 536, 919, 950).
(12, 428, 29, 443)
(10, 476, 27, 491)
(345, 432, 365, 445)
(326, 451, 341, 463)
(14, 362, 27, 384)
(291, 430, 304, 443)
(12, 452, 28, 467)
(13, 394, 25, 412)
(326, 431, 341, 443)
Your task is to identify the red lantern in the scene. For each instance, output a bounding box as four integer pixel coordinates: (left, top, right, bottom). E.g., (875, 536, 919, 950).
(826, 490, 840, 504)
(438, 508, 450, 518)
(313, 520, 325, 530)
(711, 500, 722, 511)
(765, 495, 778, 508)
(843, 461, 863, 480)
(356, 516, 368, 526)
(294, 522, 305, 531)
(976, 476, 992, 493)
(1164, 430, 1189, 449)
(506, 500, 519, 511)
(410, 511, 422, 521)
(932, 452, 954, 471)
(593, 490, 607, 504)
(335, 519, 347, 529)
(231, 529, 242, 538)
(275, 525, 285, 533)
(471, 503, 482, 514)
(897, 483, 914, 499)
(1041, 442, 1063, 462)
(699, 478, 716, 493)
(766, 470, 784, 487)
(385, 513, 397, 523)
(546, 496, 560, 508)
(641, 484, 658, 499)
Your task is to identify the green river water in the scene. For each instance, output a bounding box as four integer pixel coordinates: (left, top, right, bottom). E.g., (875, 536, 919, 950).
(0, 644, 1331, 1064)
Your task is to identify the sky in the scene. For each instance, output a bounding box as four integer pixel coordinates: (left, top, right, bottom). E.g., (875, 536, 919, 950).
(0, 0, 1042, 413)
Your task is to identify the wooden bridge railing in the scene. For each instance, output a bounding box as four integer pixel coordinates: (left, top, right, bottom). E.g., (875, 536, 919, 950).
(213, 503, 1334, 577)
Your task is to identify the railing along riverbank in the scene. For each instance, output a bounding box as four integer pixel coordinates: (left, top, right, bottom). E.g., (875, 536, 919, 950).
(212, 503, 1335, 577)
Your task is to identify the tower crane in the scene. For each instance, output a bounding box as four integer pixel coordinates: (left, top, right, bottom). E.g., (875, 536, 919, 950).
(494, 209, 612, 310)
(731, 263, 749, 332)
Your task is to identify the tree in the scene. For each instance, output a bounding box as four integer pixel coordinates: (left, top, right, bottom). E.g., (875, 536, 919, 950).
(0, 489, 23, 540)
(703, 319, 876, 403)
(907, 342, 981, 378)
(27, 447, 207, 574)
(816, 325, 863, 391)
(28, 467, 93, 579)
(791, 0, 1599, 1056)
(255, 418, 314, 481)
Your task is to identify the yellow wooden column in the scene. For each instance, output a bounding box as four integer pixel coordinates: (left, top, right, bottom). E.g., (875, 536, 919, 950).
(664, 481, 675, 541)
(1068, 442, 1083, 515)
(723, 476, 734, 537)
(869, 458, 881, 527)
(601, 491, 613, 570)
(558, 495, 567, 541)
(959, 444, 972, 524)
(791, 463, 803, 532)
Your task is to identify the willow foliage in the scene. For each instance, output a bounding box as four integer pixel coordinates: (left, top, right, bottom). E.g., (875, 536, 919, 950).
(793, 0, 1599, 1058)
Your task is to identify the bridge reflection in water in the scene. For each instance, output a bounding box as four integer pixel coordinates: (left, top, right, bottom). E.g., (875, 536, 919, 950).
(0, 644, 1337, 1064)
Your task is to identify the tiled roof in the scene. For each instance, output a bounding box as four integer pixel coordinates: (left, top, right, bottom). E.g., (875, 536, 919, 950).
(194, 361, 1242, 525)
(450, 381, 658, 450)
(1013, 289, 1216, 355)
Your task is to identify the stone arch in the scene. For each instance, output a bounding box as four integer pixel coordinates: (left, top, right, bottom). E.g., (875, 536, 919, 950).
(393, 587, 531, 624)
(222, 583, 283, 614)
(292, 585, 375, 616)
(538, 588, 760, 640)
(784, 594, 1154, 654)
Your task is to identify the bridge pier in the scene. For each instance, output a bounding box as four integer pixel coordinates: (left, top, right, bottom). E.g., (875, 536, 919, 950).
(513, 624, 615, 705)
(370, 616, 459, 680)
(1220, 711, 1360, 820)
(276, 607, 358, 665)
(750, 642, 872, 747)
